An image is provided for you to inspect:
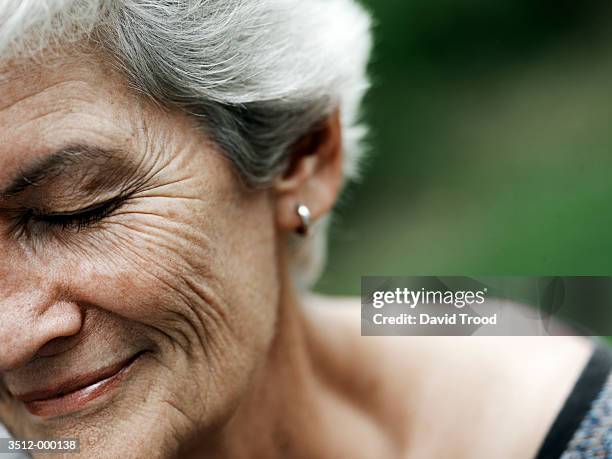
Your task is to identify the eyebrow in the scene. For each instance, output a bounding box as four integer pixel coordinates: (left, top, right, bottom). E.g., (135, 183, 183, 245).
(0, 145, 134, 199)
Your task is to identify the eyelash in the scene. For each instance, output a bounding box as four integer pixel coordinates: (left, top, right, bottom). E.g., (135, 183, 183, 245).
(22, 198, 125, 232)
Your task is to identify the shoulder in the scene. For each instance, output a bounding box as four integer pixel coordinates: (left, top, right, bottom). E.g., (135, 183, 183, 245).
(302, 294, 593, 459)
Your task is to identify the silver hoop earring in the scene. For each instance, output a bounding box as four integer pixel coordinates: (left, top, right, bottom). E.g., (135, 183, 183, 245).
(295, 203, 311, 236)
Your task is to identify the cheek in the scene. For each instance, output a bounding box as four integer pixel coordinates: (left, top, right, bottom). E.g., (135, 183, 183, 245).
(63, 189, 278, 353)
(44, 178, 279, 409)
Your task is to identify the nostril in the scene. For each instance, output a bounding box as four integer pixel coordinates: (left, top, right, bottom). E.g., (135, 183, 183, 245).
(34, 333, 83, 360)
(0, 300, 83, 371)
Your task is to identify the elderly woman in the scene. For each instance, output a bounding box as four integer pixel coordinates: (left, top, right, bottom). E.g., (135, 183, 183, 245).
(0, 1, 610, 458)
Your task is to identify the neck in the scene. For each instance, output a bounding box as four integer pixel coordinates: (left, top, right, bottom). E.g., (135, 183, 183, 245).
(188, 278, 397, 459)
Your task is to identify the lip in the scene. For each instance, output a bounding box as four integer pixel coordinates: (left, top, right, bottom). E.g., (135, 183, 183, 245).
(13, 352, 146, 418)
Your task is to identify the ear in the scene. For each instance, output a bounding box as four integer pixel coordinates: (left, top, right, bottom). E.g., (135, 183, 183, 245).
(274, 110, 343, 234)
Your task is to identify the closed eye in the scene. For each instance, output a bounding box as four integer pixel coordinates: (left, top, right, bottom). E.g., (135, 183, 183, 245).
(23, 196, 127, 232)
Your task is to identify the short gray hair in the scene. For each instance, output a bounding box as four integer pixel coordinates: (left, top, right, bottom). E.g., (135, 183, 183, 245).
(0, 0, 372, 287)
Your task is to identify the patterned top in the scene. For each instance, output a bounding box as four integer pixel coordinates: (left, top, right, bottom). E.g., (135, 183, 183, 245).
(537, 342, 612, 459)
(560, 372, 612, 458)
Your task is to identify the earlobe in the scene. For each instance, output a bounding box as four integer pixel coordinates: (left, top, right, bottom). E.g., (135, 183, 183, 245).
(274, 110, 343, 234)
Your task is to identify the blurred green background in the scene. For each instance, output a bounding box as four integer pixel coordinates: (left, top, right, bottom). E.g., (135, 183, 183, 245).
(316, 0, 612, 295)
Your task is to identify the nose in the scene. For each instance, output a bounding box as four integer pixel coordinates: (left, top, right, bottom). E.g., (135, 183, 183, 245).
(0, 256, 83, 371)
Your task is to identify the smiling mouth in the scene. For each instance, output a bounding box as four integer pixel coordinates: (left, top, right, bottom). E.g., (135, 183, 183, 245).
(14, 351, 146, 418)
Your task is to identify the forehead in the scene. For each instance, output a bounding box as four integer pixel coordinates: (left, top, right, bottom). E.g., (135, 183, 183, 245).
(0, 54, 138, 187)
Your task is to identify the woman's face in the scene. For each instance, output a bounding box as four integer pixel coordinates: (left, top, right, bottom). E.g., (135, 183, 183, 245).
(0, 54, 282, 457)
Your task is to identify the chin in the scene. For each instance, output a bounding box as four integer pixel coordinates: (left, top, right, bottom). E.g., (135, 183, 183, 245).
(3, 353, 181, 457)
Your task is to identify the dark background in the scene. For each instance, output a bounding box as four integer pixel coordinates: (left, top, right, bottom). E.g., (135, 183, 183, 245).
(316, 0, 612, 295)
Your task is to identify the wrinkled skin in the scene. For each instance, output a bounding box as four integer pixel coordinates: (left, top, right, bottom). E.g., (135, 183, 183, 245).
(0, 53, 285, 458)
